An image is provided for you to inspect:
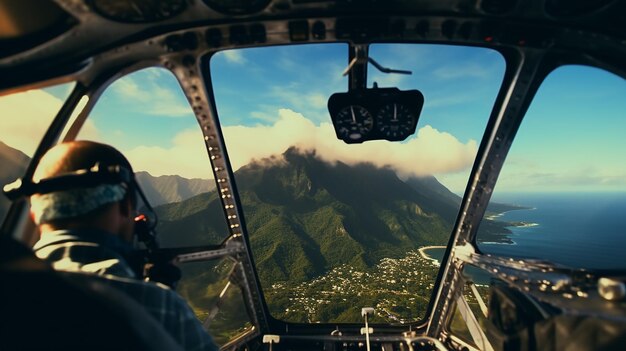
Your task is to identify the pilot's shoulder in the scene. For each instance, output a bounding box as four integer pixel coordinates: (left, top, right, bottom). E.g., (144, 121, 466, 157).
(59, 271, 190, 310)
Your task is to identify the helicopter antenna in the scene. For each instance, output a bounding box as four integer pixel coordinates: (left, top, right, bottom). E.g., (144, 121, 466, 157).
(342, 44, 411, 91)
(342, 54, 412, 76)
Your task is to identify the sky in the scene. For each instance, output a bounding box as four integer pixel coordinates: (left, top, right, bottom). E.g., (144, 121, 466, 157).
(0, 43, 625, 193)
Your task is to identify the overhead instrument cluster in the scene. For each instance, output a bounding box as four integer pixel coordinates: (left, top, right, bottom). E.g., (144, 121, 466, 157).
(328, 88, 424, 144)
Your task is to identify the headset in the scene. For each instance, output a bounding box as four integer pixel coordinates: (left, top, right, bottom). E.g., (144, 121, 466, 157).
(3, 164, 181, 288)
(4, 164, 158, 248)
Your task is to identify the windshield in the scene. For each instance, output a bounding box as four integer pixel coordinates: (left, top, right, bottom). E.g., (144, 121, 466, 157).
(0, 82, 76, 225)
(208, 43, 506, 324)
(477, 65, 626, 270)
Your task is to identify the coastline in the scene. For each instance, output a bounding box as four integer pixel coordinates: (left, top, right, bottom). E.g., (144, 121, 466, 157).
(486, 208, 539, 229)
(508, 222, 539, 228)
(418, 245, 446, 265)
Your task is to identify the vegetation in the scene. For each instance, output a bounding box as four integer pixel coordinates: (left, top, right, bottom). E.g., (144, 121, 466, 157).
(264, 251, 440, 323)
(157, 148, 458, 325)
(176, 260, 252, 345)
(153, 147, 519, 336)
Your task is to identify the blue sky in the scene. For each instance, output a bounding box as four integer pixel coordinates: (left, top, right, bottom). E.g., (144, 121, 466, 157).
(1, 43, 624, 192)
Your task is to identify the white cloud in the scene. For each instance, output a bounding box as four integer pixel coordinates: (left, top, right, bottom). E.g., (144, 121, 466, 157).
(222, 50, 246, 64)
(75, 119, 100, 141)
(124, 128, 213, 179)
(0, 89, 63, 156)
(0, 89, 101, 157)
(111, 74, 193, 117)
(495, 167, 626, 192)
(370, 72, 407, 88)
(250, 109, 280, 122)
(113, 78, 142, 99)
(267, 87, 332, 123)
(306, 93, 328, 109)
(222, 108, 477, 177)
(0, 88, 477, 183)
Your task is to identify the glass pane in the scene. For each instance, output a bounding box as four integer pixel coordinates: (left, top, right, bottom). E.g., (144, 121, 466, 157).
(448, 265, 491, 349)
(76, 67, 229, 247)
(178, 260, 253, 345)
(0, 82, 75, 223)
(477, 65, 626, 270)
(208, 43, 505, 324)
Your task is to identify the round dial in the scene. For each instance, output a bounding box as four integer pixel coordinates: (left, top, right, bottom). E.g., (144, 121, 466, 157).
(376, 103, 416, 140)
(335, 105, 374, 141)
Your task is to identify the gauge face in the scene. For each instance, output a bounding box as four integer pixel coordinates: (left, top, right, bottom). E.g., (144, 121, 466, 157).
(334, 105, 374, 141)
(375, 103, 416, 141)
(89, 0, 187, 23)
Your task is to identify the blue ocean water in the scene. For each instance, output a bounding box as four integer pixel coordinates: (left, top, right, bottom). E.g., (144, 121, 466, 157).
(477, 192, 626, 271)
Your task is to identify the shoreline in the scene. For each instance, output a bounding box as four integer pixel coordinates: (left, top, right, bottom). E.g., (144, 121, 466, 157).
(486, 206, 540, 230)
(418, 245, 446, 265)
(485, 207, 537, 221)
(508, 222, 539, 228)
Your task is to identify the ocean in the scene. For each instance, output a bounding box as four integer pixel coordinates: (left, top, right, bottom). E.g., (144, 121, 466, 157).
(422, 192, 626, 271)
(477, 192, 626, 271)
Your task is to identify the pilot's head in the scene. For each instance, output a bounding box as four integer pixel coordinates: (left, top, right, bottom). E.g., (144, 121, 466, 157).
(30, 141, 137, 242)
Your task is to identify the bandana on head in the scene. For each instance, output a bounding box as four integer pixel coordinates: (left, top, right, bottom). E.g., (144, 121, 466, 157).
(30, 184, 127, 224)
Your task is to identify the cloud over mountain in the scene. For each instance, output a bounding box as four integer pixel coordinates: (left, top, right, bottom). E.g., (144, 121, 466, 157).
(222, 108, 478, 178)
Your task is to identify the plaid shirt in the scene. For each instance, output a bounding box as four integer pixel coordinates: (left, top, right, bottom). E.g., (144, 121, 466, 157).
(34, 230, 219, 351)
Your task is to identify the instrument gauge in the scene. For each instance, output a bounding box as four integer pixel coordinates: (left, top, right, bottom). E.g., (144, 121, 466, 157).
(335, 105, 374, 142)
(375, 103, 416, 141)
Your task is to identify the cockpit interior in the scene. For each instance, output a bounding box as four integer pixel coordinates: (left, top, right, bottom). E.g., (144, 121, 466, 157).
(1, 0, 625, 350)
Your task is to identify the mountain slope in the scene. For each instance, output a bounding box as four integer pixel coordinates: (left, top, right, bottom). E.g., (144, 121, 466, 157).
(135, 171, 215, 206)
(157, 148, 459, 283)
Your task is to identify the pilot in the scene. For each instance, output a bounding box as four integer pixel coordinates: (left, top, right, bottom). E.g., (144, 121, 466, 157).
(28, 140, 218, 351)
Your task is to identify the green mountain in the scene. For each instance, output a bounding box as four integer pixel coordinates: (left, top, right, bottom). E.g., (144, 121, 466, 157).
(157, 147, 461, 284)
(135, 171, 215, 206)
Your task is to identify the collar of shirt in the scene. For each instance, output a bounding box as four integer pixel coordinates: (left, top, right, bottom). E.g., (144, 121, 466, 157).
(33, 229, 140, 278)
(34, 229, 135, 255)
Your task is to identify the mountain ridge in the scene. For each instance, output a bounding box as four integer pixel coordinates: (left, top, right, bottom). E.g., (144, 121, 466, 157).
(135, 171, 215, 206)
(157, 147, 459, 283)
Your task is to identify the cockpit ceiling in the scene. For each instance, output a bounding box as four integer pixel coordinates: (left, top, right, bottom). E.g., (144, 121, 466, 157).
(1, 0, 626, 84)
(0, 0, 76, 59)
(87, 0, 188, 23)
